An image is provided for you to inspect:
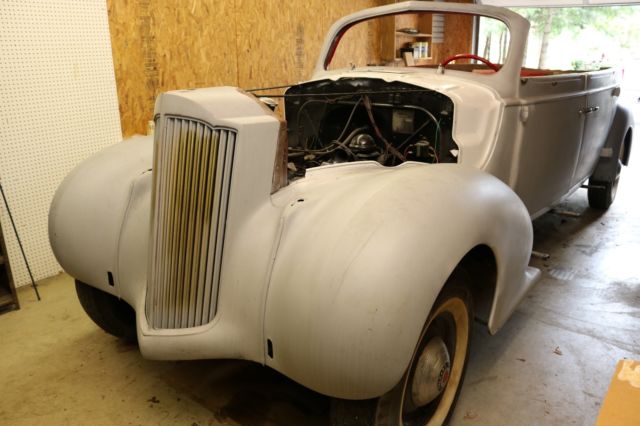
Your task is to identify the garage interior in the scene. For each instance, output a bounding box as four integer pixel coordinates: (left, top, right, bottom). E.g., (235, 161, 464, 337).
(0, 0, 638, 425)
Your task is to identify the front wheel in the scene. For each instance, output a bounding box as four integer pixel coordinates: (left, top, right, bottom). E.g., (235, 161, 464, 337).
(332, 276, 473, 426)
(75, 280, 137, 342)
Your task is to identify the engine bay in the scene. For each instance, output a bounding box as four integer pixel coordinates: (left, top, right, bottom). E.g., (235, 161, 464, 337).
(283, 78, 458, 179)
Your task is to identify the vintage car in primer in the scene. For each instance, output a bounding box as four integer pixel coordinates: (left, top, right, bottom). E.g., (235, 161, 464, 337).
(49, 1, 633, 425)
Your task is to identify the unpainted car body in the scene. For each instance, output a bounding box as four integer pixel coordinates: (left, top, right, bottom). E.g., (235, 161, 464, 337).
(49, 1, 633, 423)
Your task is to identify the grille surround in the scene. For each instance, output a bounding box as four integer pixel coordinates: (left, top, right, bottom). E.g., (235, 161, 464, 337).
(146, 116, 236, 329)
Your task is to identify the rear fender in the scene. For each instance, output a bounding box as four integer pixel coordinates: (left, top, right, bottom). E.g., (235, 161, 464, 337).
(264, 163, 537, 399)
(591, 103, 634, 181)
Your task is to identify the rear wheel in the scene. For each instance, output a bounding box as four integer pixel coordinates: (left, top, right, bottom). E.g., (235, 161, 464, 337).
(75, 280, 137, 342)
(587, 176, 619, 210)
(331, 273, 473, 426)
(588, 143, 624, 210)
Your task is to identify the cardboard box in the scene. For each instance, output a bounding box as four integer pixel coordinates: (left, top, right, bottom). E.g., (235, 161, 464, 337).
(596, 359, 640, 425)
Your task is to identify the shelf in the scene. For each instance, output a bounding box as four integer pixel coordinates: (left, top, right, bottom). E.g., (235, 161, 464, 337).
(414, 58, 434, 65)
(396, 31, 432, 38)
(384, 11, 438, 68)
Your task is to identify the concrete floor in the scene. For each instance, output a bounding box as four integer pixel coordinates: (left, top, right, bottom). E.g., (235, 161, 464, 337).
(1, 156, 638, 426)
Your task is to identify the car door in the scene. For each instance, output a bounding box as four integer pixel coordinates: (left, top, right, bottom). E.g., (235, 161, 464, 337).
(571, 70, 619, 186)
(512, 75, 586, 217)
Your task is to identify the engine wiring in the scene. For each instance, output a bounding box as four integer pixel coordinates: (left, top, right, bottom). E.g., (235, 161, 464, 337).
(397, 114, 441, 152)
(282, 80, 456, 176)
(335, 97, 363, 142)
(297, 101, 442, 164)
(291, 96, 364, 160)
(294, 94, 369, 151)
(290, 94, 443, 166)
(362, 95, 406, 163)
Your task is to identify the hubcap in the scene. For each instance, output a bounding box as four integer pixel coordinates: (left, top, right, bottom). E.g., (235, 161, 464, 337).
(410, 336, 451, 407)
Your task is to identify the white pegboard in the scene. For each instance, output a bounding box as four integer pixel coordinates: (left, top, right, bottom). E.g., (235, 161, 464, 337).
(0, 0, 122, 287)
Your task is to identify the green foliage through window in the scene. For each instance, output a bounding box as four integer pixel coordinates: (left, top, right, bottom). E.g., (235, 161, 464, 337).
(511, 6, 640, 70)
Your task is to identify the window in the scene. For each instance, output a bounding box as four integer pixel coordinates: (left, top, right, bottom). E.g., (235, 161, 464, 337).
(326, 12, 510, 73)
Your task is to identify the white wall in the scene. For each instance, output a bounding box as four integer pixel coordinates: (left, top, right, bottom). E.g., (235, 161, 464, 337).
(0, 0, 122, 287)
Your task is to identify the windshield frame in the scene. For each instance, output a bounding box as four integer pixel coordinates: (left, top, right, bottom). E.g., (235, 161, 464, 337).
(315, 1, 530, 97)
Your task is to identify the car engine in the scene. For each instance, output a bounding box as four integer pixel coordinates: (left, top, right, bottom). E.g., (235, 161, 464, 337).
(283, 78, 458, 179)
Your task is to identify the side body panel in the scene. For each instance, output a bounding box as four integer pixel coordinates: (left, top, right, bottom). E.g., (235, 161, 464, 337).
(492, 68, 621, 217)
(572, 71, 619, 186)
(510, 77, 586, 217)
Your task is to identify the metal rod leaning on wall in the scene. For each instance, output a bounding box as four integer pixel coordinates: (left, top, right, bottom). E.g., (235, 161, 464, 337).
(0, 181, 41, 301)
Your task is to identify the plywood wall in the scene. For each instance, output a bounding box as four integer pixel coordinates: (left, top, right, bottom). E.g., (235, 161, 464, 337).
(330, 18, 386, 70)
(430, 6, 475, 64)
(107, 0, 392, 137)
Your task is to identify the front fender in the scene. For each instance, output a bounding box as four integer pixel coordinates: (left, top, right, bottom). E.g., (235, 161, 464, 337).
(48, 136, 153, 300)
(265, 163, 535, 399)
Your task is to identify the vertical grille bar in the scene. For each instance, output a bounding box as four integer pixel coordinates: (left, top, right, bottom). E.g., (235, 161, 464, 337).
(146, 117, 235, 329)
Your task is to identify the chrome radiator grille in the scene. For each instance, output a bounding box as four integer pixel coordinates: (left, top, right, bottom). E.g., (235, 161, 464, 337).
(146, 116, 235, 329)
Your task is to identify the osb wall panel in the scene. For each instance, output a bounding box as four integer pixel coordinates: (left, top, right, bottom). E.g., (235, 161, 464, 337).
(233, 0, 328, 115)
(108, 0, 238, 136)
(329, 18, 384, 70)
(235, 0, 391, 114)
(154, 1, 238, 90)
(108, 0, 392, 136)
(234, 0, 323, 89)
(431, 0, 474, 64)
(430, 14, 474, 64)
(107, 0, 146, 136)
